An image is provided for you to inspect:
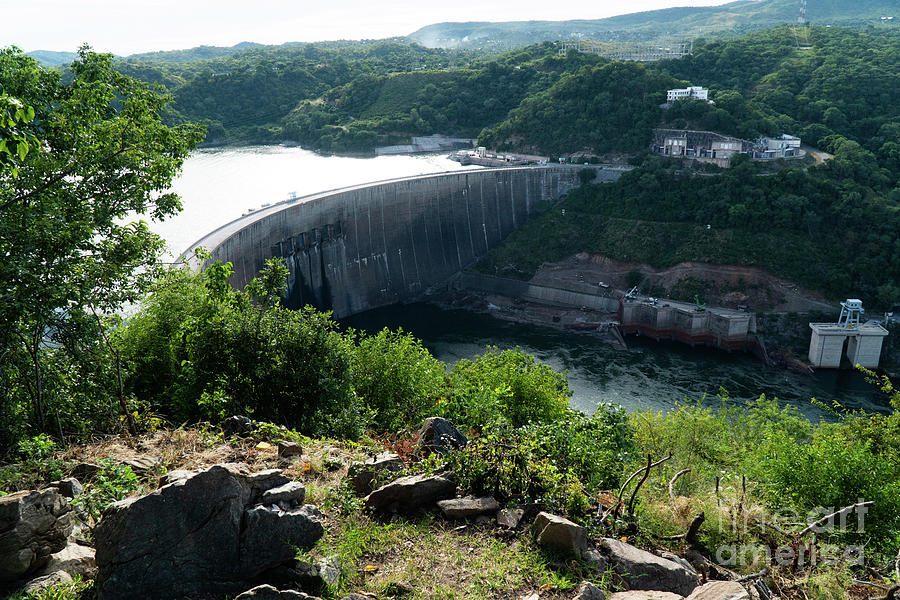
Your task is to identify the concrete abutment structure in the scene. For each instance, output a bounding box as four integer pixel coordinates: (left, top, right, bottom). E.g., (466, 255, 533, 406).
(192, 167, 604, 318)
(808, 322, 888, 369)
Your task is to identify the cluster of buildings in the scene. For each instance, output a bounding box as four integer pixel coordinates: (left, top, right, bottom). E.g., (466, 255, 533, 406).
(652, 129, 803, 167)
(658, 85, 803, 166)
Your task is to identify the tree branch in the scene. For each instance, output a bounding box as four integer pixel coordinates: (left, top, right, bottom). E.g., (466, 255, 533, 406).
(797, 501, 874, 538)
(668, 468, 691, 507)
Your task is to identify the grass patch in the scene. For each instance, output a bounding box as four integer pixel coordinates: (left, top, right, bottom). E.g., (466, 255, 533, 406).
(310, 511, 584, 599)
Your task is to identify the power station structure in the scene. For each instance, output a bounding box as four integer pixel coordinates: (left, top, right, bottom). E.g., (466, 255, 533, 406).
(808, 299, 889, 368)
(795, 0, 813, 49)
(558, 38, 693, 62)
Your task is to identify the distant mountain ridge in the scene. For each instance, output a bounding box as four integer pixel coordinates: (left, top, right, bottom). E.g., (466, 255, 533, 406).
(407, 0, 898, 49)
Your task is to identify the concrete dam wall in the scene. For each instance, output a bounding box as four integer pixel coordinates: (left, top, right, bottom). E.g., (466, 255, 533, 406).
(195, 167, 592, 318)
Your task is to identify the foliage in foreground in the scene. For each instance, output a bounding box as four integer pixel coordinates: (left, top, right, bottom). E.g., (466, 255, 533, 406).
(0, 46, 203, 453)
(630, 392, 900, 564)
(448, 406, 634, 516)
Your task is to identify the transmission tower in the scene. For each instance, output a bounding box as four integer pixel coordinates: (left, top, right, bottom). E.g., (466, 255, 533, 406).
(794, 0, 812, 50)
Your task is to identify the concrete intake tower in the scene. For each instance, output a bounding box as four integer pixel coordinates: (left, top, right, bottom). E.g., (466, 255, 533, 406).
(808, 299, 889, 368)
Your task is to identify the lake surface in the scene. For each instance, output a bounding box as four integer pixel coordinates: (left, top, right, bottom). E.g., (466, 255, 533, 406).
(159, 146, 480, 259)
(164, 146, 886, 418)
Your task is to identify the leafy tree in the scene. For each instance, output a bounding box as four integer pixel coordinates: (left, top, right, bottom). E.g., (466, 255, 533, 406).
(439, 347, 571, 431)
(0, 47, 203, 451)
(120, 258, 364, 439)
(349, 328, 444, 433)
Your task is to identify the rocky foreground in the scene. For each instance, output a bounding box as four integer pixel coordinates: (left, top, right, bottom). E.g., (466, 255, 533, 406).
(1, 418, 782, 599)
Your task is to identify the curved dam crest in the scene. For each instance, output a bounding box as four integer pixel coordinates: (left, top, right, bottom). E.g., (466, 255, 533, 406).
(191, 166, 611, 318)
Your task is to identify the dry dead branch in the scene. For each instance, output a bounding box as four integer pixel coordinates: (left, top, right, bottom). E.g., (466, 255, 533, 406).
(668, 468, 691, 508)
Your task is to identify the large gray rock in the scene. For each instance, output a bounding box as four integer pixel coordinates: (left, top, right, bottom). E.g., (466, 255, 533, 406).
(364, 474, 456, 513)
(261, 481, 306, 506)
(0, 488, 74, 582)
(347, 453, 403, 496)
(437, 496, 500, 519)
(48, 478, 83, 499)
(532, 512, 587, 556)
(496, 507, 524, 530)
(22, 570, 72, 595)
(39, 543, 96, 579)
(572, 580, 605, 600)
(94, 464, 324, 600)
(684, 582, 750, 600)
(602, 538, 698, 596)
(416, 417, 467, 456)
(608, 592, 683, 600)
(235, 584, 318, 599)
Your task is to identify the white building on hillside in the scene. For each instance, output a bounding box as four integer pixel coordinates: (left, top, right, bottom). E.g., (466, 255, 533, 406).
(667, 86, 709, 103)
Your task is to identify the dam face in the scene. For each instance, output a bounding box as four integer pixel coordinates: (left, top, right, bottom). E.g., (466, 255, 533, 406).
(198, 167, 588, 318)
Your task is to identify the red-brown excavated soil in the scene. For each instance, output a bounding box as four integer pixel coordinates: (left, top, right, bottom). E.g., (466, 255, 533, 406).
(530, 253, 835, 313)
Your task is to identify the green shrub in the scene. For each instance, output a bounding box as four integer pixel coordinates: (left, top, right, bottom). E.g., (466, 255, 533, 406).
(448, 406, 634, 516)
(350, 328, 444, 433)
(6, 574, 92, 600)
(72, 460, 141, 521)
(754, 422, 900, 551)
(120, 258, 364, 440)
(438, 347, 571, 431)
(17, 434, 56, 461)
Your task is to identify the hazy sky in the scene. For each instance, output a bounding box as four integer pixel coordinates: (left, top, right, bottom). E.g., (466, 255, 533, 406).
(7, 0, 735, 56)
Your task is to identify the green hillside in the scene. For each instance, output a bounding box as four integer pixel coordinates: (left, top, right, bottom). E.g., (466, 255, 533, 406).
(407, 0, 899, 50)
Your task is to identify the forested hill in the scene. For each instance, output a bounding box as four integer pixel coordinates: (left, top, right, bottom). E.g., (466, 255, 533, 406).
(481, 26, 900, 157)
(474, 26, 900, 308)
(98, 26, 899, 159)
(113, 41, 475, 146)
(408, 0, 898, 50)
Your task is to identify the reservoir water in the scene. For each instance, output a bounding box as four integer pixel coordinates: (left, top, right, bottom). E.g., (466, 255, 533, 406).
(159, 146, 480, 260)
(165, 146, 887, 419)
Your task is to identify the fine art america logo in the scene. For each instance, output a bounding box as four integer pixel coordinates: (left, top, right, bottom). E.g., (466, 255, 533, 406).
(714, 500, 871, 568)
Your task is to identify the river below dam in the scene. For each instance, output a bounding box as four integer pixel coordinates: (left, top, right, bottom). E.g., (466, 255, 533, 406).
(344, 304, 887, 420)
(167, 146, 887, 420)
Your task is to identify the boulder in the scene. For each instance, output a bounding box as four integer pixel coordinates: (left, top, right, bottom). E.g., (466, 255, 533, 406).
(235, 584, 319, 599)
(582, 547, 608, 574)
(39, 543, 96, 579)
(261, 481, 306, 506)
(94, 464, 324, 600)
(532, 512, 587, 556)
(122, 456, 161, 474)
(341, 595, 370, 600)
(601, 538, 698, 596)
(572, 580, 605, 600)
(158, 469, 195, 487)
(684, 582, 750, 600)
(22, 570, 72, 595)
(0, 488, 74, 582)
(660, 552, 699, 577)
(437, 496, 500, 519)
(416, 417, 467, 456)
(608, 592, 683, 600)
(347, 453, 404, 496)
(70, 463, 100, 483)
(383, 580, 414, 597)
(496, 508, 524, 530)
(223, 415, 256, 437)
(364, 474, 456, 513)
(278, 441, 303, 460)
(48, 478, 83, 499)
